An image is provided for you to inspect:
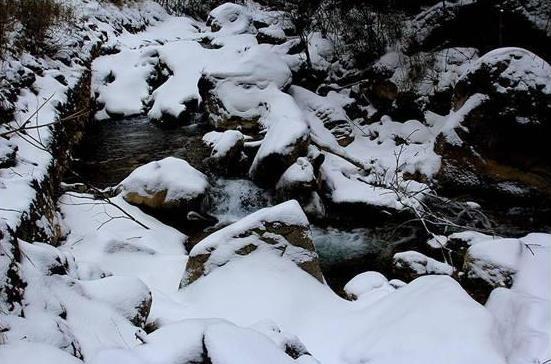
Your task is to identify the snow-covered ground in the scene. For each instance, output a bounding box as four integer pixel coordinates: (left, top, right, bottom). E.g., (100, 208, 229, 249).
(1, 1, 550, 364)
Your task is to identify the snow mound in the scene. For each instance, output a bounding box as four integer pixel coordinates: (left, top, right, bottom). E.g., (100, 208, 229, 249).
(91, 318, 316, 364)
(119, 157, 209, 210)
(393, 251, 454, 279)
(458, 47, 551, 95)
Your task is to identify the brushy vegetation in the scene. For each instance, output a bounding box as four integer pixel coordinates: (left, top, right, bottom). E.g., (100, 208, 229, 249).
(0, 0, 74, 57)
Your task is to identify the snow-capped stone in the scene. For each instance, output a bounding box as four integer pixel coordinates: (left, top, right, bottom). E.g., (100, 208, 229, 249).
(203, 130, 246, 175)
(344, 271, 393, 301)
(393, 251, 454, 281)
(181, 200, 323, 286)
(118, 157, 209, 211)
(463, 238, 523, 289)
(276, 157, 317, 201)
(207, 3, 254, 34)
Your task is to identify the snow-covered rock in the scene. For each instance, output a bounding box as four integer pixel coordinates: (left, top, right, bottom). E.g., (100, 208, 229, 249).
(181, 200, 323, 286)
(436, 48, 551, 202)
(203, 130, 246, 175)
(343, 271, 393, 301)
(207, 3, 254, 34)
(393, 251, 454, 281)
(463, 238, 523, 289)
(119, 157, 209, 212)
(275, 157, 317, 202)
(485, 233, 551, 363)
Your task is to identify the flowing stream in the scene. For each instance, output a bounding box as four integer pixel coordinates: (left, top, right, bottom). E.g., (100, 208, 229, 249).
(67, 116, 403, 292)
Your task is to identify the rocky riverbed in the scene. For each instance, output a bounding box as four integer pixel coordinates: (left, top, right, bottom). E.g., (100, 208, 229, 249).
(1, 1, 550, 363)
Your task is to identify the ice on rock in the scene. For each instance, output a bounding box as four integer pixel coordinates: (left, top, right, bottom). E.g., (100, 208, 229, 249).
(118, 157, 209, 211)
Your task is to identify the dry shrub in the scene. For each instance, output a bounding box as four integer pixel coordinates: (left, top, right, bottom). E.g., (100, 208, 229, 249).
(0, 0, 16, 57)
(15, 0, 74, 55)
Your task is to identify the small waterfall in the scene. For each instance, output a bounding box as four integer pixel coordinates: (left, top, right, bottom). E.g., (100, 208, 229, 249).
(208, 178, 273, 225)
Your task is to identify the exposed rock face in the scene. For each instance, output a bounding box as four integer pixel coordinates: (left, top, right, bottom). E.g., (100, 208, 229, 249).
(393, 251, 454, 282)
(118, 157, 210, 213)
(436, 48, 551, 202)
(181, 200, 324, 286)
(0, 225, 25, 315)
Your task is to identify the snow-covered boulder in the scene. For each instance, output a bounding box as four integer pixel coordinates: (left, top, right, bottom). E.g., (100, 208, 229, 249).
(343, 271, 394, 301)
(436, 48, 551, 202)
(257, 25, 287, 45)
(181, 200, 323, 286)
(453, 47, 551, 123)
(91, 318, 318, 364)
(18, 240, 75, 277)
(393, 251, 454, 281)
(118, 157, 209, 213)
(463, 238, 522, 290)
(207, 3, 254, 34)
(275, 157, 317, 202)
(203, 130, 246, 175)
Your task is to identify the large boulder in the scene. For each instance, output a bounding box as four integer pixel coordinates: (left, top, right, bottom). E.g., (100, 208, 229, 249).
(436, 48, 551, 202)
(181, 200, 324, 286)
(118, 157, 209, 213)
(462, 238, 522, 291)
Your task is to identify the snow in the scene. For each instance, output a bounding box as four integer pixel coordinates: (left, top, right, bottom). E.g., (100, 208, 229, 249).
(343, 271, 394, 301)
(171, 254, 505, 364)
(459, 47, 551, 95)
(203, 130, 244, 158)
(2, 2, 550, 364)
(276, 157, 315, 189)
(393, 251, 454, 276)
(0, 342, 83, 364)
(119, 157, 209, 203)
(92, 48, 158, 120)
(485, 233, 551, 363)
